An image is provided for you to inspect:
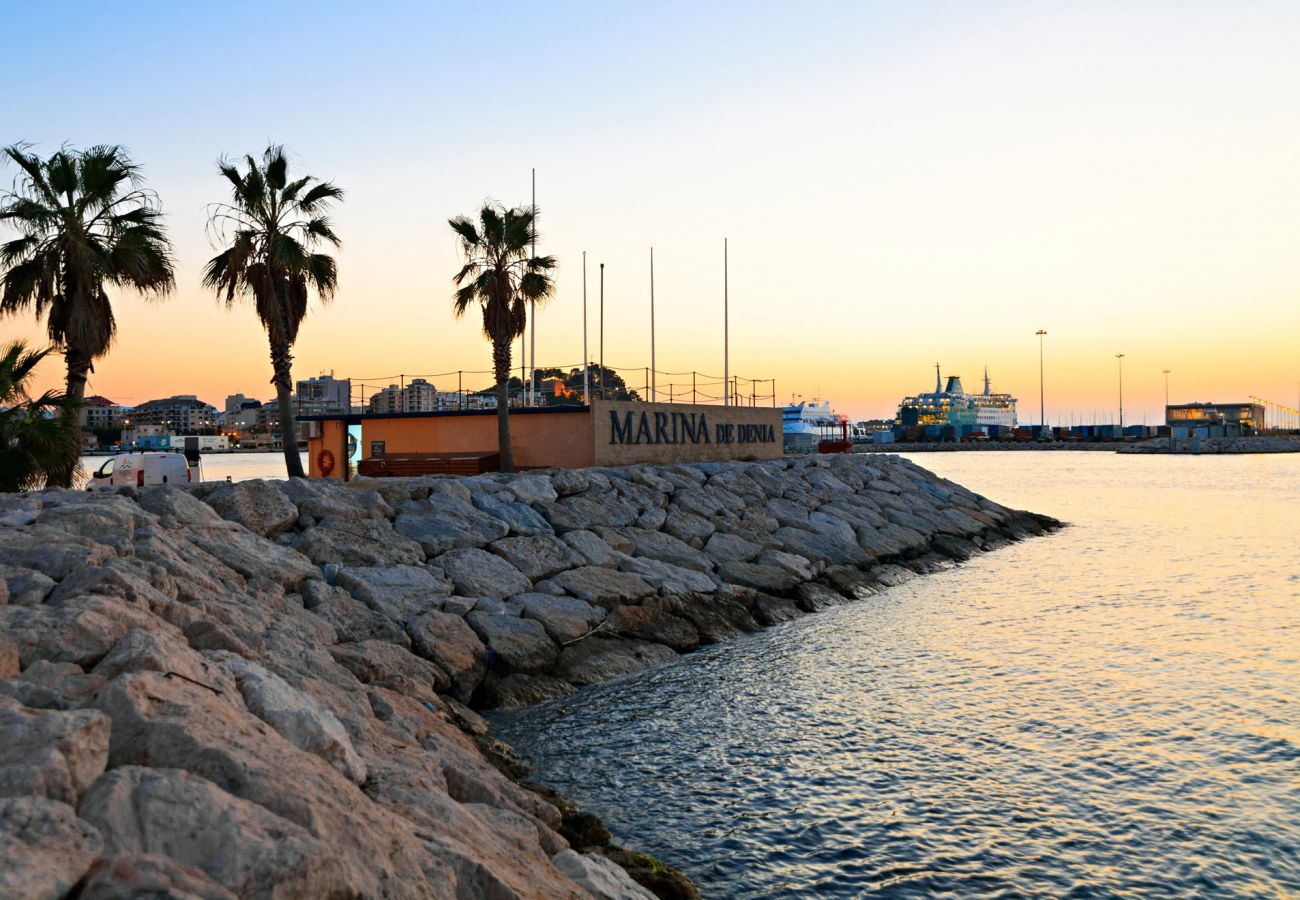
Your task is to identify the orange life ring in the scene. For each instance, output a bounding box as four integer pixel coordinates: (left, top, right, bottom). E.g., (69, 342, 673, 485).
(317, 449, 336, 476)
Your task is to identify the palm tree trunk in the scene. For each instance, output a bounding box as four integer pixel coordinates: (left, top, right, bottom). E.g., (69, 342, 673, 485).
(493, 335, 514, 473)
(49, 351, 91, 488)
(269, 339, 305, 478)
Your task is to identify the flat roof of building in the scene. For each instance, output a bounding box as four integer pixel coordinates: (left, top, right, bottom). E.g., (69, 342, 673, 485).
(298, 403, 590, 425)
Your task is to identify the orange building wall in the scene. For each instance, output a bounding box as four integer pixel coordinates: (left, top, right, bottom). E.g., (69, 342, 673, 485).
(307, 419, 349, 479)
(351, 410, 594, 470)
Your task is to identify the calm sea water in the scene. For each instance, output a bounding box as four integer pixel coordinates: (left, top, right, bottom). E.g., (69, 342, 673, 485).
(490, 452, 1300, 897)
(78, 451, 305, 485)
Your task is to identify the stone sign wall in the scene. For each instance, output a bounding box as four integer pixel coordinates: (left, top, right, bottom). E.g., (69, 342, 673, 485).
(591, 398, 783, 466)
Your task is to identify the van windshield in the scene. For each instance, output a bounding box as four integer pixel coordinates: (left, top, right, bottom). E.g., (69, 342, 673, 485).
(95, 458, 114, 478)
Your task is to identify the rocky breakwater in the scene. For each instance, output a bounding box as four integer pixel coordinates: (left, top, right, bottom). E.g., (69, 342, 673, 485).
(0, 454, 1057, 898)
(1120, 435, 1300, 454)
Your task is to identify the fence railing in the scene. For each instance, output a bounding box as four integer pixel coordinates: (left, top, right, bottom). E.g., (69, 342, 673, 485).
(330, 363, 777, 415)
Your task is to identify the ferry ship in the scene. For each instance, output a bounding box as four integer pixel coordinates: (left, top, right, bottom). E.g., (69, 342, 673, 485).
(782, 399, 845, 450)
(897, 365, 1017, 433)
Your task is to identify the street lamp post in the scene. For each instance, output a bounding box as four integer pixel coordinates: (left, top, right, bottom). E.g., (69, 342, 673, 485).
(1162, 369, 1170, 416)
(1116, 353, 1126, 432)
(1035, 330, 1047, 430)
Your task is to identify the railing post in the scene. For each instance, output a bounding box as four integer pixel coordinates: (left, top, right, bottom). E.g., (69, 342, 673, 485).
(692, 372, 697, 405)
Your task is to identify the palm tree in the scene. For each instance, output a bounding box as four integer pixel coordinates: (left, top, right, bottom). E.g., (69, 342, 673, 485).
(0, 342, 82, 492)
(449, 203, 556, 472)
(0, 143, 175, 486)
(203, 146, 342, 479)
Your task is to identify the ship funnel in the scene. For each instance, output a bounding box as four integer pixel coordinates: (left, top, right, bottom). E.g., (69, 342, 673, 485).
(945, 375, 964, 395)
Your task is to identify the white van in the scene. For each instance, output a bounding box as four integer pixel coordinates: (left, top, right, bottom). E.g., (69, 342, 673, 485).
(86, 452, 198, 490)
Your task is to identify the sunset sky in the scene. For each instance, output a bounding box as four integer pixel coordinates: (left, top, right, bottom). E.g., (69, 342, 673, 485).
(4, 1, 1299, 423)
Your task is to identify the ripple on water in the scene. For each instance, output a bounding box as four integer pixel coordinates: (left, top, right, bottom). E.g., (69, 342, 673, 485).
(490, 454, 1300, 898)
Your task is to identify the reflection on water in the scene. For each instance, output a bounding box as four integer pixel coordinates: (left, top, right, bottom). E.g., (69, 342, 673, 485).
(78, 451, 306, 486)
(490, 453, 1300, 897)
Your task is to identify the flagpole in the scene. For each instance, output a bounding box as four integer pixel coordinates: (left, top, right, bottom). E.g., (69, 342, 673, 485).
(529, 167, 536, 407)
(650, 247, 656, 402)
(582, 252, 589, 404)
(599, 263, 605, 400)
(724, 238, 729, 407)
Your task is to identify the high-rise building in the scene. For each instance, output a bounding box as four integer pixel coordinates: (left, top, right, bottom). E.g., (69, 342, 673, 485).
(295, 374, 352, 413)
(367, 379, 435, 414)
(126, 395, 219, 434)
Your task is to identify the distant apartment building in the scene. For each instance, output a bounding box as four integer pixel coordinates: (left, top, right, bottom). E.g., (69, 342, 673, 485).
(224, 393, 259, 415)
(367, 378, 436, 414)
(78, 395, 126, 432)
(296, 374, 352, 414)
(126, 395, 219, 434)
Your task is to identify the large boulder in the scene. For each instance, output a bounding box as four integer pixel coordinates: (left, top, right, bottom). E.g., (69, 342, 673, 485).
(703, 532, 763, 563)
(471, 491, 553, 537)
(554, 638, 677, 686)
(293, 516, 424, 567)
(0, 706, 110, 805)
(605, 605, 699, 652)
(279, 478, 392, 521)
(435, 548, 532, 599)
(78, 766, 342, 897)
(551, 848, 657, 900)
(488, 535, 585, 581)
(0, 797, 103, 898)
(656, 593, 760, 643)
(394, 496, 510, 555)
(617, 556, 716, 596)
(479, 673, 576, 709)
(304, 585, 411, 648)
(624, 528, 714, 572)
(88, 671, 436, 895)
(92, 628, 234, 694)
(202, 480, 298, 536)
(661, 511, 715, 547)
(716, 560, 799, 593)
(535, 566, 655, 608)
(517, 593, 605, 644)
(0, 635, 16, 679)
(73, 854, 235, 900)
(545, 492, 640, 533)
(336, 564, 453, 622)
(0, 596, 180, 670)
(217, 657, 366, 784)
(0, 565, 55, 606)
(406, 611, 488, 703)
(560, 530, 619, 567)
(504, 474, 558, 506)
(466, 612, 558, 675)
(0, 526, 115, 580)
(329, 640, 451, 702)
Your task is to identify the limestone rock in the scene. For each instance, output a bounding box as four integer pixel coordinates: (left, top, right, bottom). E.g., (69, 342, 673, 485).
(1, 596, 179, 670)
(93, 628, 233, 694)
(329, 639, 451, 701)
(750, 593, 803, 626)
(336, 564, 453, 621)
(0, 565, 55, 606)
(280, 477, 392, 521)
(471, 491, 553, 537)
(218, 657, 366, 784)
(306, 587, 411, 648)
(771, 525, 870, 568)
(662, 510, 715, 546)
(551, 468, 591, 496)
(75, 853, 236, 900)
(202, 479, 298, 536)
(504, 473, 559, 506)
(545, 491, 640, 533)
(0, 525, 115, 580)
(561, 530, 619, 567)
(78, 766, 342, 897)
(0, 635, 16, 679)
(552, 848, 657, 899)
(717, 560, 799, 593)
(406, 610, 487, 703)
(554, 637, 677, 686)
(293, 515, 424, 566)
(617, 556, 717, 596)
(758, 549, 819, 582)
(606, 605, 699, 652)
(489, 535, 585, 580)
(704, 531, 763, 563)
(479, 673, 576, 709)
(517, 593, 605, 643)
(0, 706, 110, 805)
(795, 582, 847, 612)
(658, 594, 760, 643)
(466, 612, 558, 675)
(625, 528, 713, 572)
(14, 660, 104, 706)
(435, 548, 532, 599)
(536, 566, 655, 608)
(0, 797, 103, 899)
(395, 498, 510, 555)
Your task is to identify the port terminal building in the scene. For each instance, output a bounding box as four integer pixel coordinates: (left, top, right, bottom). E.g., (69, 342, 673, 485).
(1165, 402, 1264, 438)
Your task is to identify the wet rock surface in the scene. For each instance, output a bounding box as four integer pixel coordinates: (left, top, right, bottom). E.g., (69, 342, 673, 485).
(0, 454, 1057, 897)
